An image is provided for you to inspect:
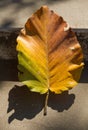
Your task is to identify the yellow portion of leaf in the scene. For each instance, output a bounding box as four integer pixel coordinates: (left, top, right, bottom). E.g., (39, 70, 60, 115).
(16, 6, 84, 94)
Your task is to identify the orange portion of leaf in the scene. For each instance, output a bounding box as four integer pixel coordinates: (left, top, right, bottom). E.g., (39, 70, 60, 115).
(16, 6, 84, 94)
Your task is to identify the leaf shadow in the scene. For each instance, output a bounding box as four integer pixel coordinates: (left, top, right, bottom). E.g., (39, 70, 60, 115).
(7, 85, 75, 123)
(7, 85, 45, 123)
(48, 91, 75, 112)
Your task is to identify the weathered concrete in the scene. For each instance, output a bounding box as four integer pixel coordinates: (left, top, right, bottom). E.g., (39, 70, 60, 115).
(0, 82, 88, 130)
(0, 1, 88, 129)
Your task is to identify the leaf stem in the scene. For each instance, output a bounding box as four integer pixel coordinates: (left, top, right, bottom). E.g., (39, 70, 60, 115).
(44, 90, 49, 115)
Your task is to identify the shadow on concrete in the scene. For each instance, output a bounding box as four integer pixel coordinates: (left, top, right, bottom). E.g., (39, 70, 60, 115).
(48, 91, 75, 112)
(0, 60, 18, 81)
(46, 0, 69, 4)
(0, 19, 15, 29)
(7, 85, 45, 123)
(79, 61, 88, 83)
(7, 85, 75, 123)
(0, 0, 68, 8)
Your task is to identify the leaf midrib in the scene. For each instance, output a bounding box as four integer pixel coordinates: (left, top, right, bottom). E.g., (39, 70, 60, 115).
(44, 23, 50, 90)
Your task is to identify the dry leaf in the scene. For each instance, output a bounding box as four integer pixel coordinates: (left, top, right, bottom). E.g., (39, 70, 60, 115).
(16, 6, 84, 115)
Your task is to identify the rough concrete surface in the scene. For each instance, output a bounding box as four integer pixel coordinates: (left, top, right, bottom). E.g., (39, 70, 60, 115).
(0, 82, 88, 130)
(0, 0, 88, 28)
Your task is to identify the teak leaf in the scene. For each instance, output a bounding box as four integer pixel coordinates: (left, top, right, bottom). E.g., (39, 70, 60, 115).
(16, 6, 84, 115)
